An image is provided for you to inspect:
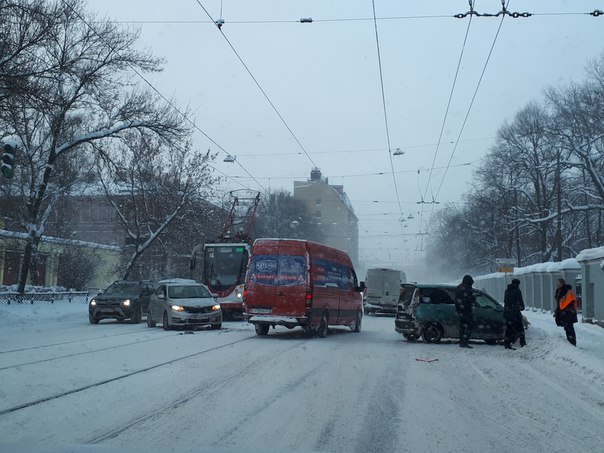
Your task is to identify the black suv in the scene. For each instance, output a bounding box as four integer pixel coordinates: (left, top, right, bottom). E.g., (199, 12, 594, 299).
(89, 280, 155, 324)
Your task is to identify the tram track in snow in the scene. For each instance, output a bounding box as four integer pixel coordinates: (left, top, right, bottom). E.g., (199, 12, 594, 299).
(0, 335, 256, 417)
(86, 333, 317, 445)
(0, 327, 148, 355)
(0, 333, 169, 372)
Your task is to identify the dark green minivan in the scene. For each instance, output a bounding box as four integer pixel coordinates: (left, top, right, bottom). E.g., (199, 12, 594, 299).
(395, 283, 528, 344)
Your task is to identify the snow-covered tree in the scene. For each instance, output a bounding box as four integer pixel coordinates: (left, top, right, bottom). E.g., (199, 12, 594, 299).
(0, 0, 191, 292)
(96, 134, 217, 280)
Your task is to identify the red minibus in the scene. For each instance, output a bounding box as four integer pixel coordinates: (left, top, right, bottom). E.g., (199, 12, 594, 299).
(243, 238, 365, 337)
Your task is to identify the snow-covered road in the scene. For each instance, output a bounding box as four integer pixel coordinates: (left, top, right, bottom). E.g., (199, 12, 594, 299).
(1, 303, 603, 453)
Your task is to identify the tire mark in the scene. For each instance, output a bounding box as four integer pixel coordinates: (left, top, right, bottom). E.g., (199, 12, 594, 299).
(87, 357, 264, 444)
(88, 337, 314, 444)
(0, 336, 256, 416)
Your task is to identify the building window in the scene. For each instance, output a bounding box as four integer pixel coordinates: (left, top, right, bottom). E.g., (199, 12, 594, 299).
(315, 209, 322, 218)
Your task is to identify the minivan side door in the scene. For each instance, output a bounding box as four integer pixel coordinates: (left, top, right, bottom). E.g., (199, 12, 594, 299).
(473, 291, 505, 338)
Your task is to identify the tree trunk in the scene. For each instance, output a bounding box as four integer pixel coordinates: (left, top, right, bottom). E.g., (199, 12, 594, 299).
(16, 147, 57, 293)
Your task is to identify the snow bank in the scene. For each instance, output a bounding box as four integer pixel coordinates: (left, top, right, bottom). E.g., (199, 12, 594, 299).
(0, 302, 86, 328)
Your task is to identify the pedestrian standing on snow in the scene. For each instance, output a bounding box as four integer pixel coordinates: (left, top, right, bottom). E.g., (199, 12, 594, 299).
(455, 275, 476, 348)
(554, 278, 578, 346)
(503, 278, 526, 350)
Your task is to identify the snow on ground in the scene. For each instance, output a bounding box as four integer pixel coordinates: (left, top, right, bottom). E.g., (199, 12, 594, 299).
(1, 304, 603, 453)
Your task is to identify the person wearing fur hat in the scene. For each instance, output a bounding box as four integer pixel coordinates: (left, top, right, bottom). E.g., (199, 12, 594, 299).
(455, 275, 476, 348)
(503, 278, 526, 349)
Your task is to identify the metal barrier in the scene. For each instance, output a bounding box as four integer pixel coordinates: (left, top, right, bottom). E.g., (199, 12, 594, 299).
(0, 291, 90, 305)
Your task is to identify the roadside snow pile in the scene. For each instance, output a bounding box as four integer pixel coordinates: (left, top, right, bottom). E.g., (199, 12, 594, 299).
(523, 311, 604, 388)
(0, 302, 86, 328)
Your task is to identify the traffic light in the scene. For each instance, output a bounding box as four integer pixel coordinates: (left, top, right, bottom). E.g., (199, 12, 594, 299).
(1, 143, 15, 178)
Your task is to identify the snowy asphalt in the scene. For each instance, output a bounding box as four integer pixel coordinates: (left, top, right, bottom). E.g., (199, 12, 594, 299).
(0, 304, 603, 453)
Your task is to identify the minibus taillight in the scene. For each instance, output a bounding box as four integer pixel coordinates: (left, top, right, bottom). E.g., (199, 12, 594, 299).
(305, 292, 312, 307)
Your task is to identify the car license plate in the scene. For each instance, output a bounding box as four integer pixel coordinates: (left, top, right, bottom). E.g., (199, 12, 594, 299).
(191, 314, 207, 320)
(250, 308, 271, 314)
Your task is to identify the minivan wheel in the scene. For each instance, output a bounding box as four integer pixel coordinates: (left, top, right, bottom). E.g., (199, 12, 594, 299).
(211, 323, 222, 330)
(255, 324, 269, 336)
(147, 309, 156, 327)
(484, 338, 498, 345)
(353, 310, 362, 333)
(89, 313, 99, 324)
(422, 323, 442, 343)
(317, 311, 329, 338)
(130, 305, 142, 324)
(403, 332, 418, 342)
(163, 311, 171, 331)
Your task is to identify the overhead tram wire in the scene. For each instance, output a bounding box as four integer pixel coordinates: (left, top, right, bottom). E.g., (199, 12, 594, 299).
(417, 0, 475, 239)
(225, 159, 479, 181)
(193, 0, 318, 170)
(370, 0, 404, 226)
(61, 1, 267, 194)
(423, 0, 511, 249)
(111, 10, 602, 25)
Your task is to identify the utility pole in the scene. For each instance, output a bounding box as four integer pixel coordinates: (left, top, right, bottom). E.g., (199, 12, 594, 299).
(555, 151, 563, 261)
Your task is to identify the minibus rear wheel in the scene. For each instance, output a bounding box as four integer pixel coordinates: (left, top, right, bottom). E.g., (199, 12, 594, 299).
(317, 311, 329, 338)
(255, 323, 270, 336)
(352, 310, 362, 333)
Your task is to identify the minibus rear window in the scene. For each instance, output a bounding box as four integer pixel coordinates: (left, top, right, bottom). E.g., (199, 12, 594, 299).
(248, 254, 306, 285)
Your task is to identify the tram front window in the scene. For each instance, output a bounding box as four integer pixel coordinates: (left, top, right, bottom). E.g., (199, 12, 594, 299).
(203, 245, 248, 292)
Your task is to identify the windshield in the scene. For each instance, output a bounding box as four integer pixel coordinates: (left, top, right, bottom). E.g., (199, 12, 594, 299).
(248, 254, 306, 286)
(202, 245, 249, 292)
(104, 282, 139, 294)
(167, 285, 212, 299)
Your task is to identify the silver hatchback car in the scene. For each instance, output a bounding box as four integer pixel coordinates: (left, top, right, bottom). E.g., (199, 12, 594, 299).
(147, 279, 222, 330)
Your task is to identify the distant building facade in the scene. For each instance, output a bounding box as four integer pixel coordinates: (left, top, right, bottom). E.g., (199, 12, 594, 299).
(0, 193, 227, 286)
(294, 168, 359, 267)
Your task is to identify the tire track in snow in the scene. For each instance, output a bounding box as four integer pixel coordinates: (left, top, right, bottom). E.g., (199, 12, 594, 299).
(353, 358, 404, 453)
(0, 335, 256, 416)
(86, 356, 266, 444)
(88, 333, 316, 446)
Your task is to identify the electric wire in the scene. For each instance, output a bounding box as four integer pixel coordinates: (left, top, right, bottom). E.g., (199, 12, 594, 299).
(416, 0, 475, 246)
(370, 0, 404, 224)
(193, 0, 319, 169)
(421, 0, 475, 204)
(61, 1, 267, 193)
(223, 160, 478, 180)
(110, 10, 601, 25)
(423, 0, 511, 248)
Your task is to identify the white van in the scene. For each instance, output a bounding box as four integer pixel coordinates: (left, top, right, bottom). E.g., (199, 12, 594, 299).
(364, 268, 406, 315)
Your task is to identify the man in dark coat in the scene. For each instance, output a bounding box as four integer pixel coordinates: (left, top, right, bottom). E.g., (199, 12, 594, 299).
(455, 275, 476, 348)
(503, 278, 526, 350)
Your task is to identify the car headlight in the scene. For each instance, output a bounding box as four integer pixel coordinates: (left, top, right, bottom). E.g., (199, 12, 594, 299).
(171, 305, 185, 312)
(122, 299, 131, 307)
(90, 299, 97, 307)
(236, 292, 242, 299)
(211, 304, 221, 311)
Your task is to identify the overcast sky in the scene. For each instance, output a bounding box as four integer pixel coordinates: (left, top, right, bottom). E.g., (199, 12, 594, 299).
(87, 0, 603, 275)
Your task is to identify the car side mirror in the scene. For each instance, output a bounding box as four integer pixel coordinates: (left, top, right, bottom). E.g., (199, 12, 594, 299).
(358, 281, 366, 292)
(158, 294, 165, 300)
